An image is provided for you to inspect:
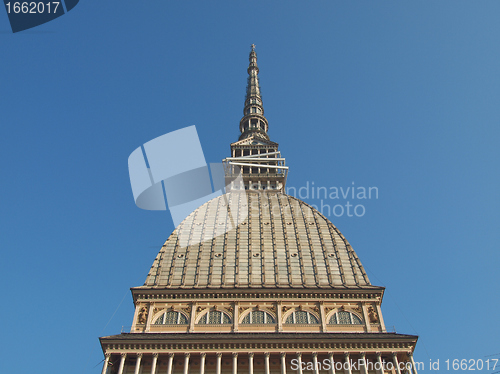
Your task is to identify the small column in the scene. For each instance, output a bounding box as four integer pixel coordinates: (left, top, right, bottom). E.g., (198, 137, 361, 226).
(167, 353, 174, 374)
(233, 352, 238, 374)
(376, 352, 384, 374)
(280, 352, 287, 374)
(409, 353, 418, 374)
(328, 352, 336, 374)
(312, 352, 319, 374)
(359, 353, 368, 374)
(343, 352, 351, 374)
(248, 352, 254, 374)
(118, 353, 127, 374)
(134, 353, 143, 374)
(392, 352, 401, 374)
(151, 353, 158, 374)
(101, 353, 111, 374)
(216, 352, 222, 374)
(264, 352, 270, 374)
(200, 353, 206, 374)
(258, 149, 262, 174)
(296, 353, 303, 374)
(183, 353, 191, 374)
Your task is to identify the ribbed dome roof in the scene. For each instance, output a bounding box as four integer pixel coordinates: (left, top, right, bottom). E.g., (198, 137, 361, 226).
(144, 192, 372, 289)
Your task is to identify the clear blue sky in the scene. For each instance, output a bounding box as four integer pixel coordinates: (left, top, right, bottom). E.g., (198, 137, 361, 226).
(1, 1, 499, 373)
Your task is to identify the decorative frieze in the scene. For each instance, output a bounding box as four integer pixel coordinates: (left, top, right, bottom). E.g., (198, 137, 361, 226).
(324, 307, 335, 315)
(352, 305, 363, 315)
(132, 290, 383, 303)
(102, 339, 414, 352)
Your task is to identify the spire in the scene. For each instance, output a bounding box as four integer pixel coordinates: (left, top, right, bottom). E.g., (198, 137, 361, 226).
(239, 45, 269, 141)
(223, 46, 288, 193)
(246, 44, 261, 99)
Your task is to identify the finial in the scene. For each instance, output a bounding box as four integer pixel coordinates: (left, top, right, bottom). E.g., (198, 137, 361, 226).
(251, 44, 256, 51)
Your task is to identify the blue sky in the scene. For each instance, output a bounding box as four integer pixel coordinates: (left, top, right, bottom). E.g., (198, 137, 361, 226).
(1, 1, 499, 373)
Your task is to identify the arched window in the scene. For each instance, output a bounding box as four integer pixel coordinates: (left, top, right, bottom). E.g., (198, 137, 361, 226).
(154, 310, 188, 325)
(242, 310, 275, 324)
(285, 310, 319, 324)
(329, 311, 363, 325)
(197, 310, 231, 325)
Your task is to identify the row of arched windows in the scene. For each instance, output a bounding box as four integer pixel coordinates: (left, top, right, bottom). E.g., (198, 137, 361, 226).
(153, 309, 362, 326)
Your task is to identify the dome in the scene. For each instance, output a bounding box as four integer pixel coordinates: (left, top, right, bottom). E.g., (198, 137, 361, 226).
(144, 191, 372, 289)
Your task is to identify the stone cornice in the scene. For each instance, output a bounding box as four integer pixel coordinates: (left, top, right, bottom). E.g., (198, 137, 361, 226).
(100, 332, 417, 353)
(130, 288, 385, 305)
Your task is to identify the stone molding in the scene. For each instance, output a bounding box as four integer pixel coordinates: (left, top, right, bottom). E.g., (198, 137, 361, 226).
(101, 340, 415, 352)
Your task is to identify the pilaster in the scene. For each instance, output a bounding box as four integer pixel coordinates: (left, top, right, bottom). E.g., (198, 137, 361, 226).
(362, 303, 371, 332)
(189, 302, 196, 332)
